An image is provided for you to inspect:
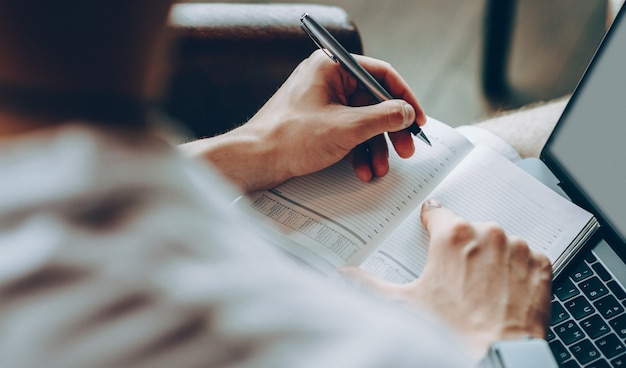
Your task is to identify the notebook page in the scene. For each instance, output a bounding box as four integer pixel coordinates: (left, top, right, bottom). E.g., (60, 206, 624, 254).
(360, 209, 428, 283)
(362, 145, 595, 282)
(434, 145, 593, 262)
(247, 118, 473, 268)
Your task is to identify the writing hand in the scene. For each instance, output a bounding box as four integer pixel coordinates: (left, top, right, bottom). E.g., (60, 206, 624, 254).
(181, 49, 425, 192)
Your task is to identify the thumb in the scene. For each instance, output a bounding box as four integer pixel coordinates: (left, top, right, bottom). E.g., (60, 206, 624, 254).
(420, 198, 466, 240)
(335, 266, 405, 297)
(420, 198, 460, 237)
(349, 100, 415, 141)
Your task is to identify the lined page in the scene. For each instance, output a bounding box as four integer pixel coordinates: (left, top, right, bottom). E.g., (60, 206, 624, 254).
(248, 118, 473, 267)
(362, 145, 596, 282)
(360, 209, 428, 283)
(432, 145, 594, 262)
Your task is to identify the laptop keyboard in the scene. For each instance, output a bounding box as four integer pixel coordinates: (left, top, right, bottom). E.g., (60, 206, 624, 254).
(549, 252, 626, 367)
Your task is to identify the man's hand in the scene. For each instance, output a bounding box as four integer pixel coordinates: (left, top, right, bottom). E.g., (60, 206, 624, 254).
(339, 199, 553, 359)
(181, 50, 425, 193)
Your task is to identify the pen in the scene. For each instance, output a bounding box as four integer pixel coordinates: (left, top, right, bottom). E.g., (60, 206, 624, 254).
(300, 12, 432, 146)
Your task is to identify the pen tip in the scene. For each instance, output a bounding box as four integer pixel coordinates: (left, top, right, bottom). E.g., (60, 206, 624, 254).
(419, 132, 432, 146)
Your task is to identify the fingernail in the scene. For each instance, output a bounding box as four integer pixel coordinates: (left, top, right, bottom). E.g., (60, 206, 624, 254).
(423, 198, 443, 209)
(403, 103, 414, 127)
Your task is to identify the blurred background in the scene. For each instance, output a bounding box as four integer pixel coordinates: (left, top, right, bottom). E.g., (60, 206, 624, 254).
(186, 0, 620, 127)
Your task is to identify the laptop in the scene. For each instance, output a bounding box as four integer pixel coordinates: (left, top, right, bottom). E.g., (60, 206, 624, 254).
(522, 5, 626, 367)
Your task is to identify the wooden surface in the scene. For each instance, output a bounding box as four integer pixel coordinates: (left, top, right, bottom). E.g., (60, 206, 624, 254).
(191, 0, 608, 126)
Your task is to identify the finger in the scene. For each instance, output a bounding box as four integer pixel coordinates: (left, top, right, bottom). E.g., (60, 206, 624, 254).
(388, 129, 415, 158)
(350, 144, 374, 182)
(528, 251, 553, 330)
(349, 91, 415, 159)
(503, 236, 529, 273)
(473, 222, 509, 252)
(352, 54, 426, 126)
(529, 251, 553, 277)
(367, 134, 390, 177)
(507, 236, 531, 262)
(344, 100, 415, 143)
(420, 199, 472, 243)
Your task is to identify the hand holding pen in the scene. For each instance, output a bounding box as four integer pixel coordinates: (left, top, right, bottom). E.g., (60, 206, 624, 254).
(211, 13, 426, 188)
(300, 13, 431, 146)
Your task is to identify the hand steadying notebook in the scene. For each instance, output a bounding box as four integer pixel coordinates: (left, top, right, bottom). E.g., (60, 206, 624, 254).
(244, 117, 599, 282)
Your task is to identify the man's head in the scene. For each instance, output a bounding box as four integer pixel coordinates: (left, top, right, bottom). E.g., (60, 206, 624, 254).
(0, 1, 173, 132)
(0, 0, 173, 94)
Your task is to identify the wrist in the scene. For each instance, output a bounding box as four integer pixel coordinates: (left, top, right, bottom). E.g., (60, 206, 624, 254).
(180, 127, 279, 193)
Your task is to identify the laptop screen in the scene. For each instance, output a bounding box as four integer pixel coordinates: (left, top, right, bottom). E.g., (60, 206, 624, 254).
(542, 7, 626, 252)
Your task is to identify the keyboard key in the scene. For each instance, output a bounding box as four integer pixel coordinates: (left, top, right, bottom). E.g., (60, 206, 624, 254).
(580, 277, 609, 301)
(555, 278, 580, 301)
(571, 262, 594, 282)
(586, 359, 610, 368)
(546, 328, 556, 341)
(570, 339, 601, 364)
(612, 352, 626, 367)
(595, 333, 626, 359)
(593, 294, 625, 319)
(551, 301, 570, 325)
(610, 314, 626, 338)
(560, 359, 580, 368)
(585, 252, 597, 263)
(549, 340, 571, 363)
(608, 280, 626, 300)
(592, 262, 612, 281)
(565, 296, 595, 319)
(555, 320, 585, 345)
(581, 314, 611, 339)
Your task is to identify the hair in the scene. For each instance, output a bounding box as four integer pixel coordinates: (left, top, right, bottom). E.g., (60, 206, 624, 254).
(0, 1, 172, 125)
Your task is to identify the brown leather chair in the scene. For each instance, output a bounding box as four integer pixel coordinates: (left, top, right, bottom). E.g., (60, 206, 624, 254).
(164, 3, 363, 139)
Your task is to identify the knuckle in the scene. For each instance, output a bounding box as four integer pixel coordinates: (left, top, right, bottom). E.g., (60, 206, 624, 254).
(482, 222, 508, 245)
(509, 236, 531, 256)
(461, 240, 481, 259)
(385, 101, 406, 126)
(446, 219, 475, 246)
(527, 251, 553, 283)
(534, 253, 553, 273)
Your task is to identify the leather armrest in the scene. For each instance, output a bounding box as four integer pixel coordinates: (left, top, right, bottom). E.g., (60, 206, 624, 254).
(164, 3, 363, 138)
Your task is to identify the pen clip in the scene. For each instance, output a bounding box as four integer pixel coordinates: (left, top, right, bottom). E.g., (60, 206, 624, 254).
(300, 19, 338, 63)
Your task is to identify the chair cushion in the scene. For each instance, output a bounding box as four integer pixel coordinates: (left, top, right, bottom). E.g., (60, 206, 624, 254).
(164, 3, 363, 138)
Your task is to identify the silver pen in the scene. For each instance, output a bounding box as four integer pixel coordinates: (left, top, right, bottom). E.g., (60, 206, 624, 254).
(300, 12, 431, 146)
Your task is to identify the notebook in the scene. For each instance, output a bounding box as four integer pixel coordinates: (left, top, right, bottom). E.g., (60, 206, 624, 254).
(524, 6, 626, 367)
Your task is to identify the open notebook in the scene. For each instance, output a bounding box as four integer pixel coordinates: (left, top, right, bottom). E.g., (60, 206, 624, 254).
(244, 117, 598, 281)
